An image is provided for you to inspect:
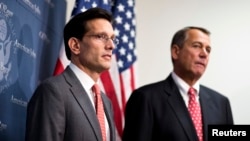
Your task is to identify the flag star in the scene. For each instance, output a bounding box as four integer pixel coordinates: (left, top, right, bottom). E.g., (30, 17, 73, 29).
(119, 47, 126, 56)
(92, 2, 97, 7)
(127, 0, 134, 7)
(130, 29, 135, 37)
(81, 6, 87, 12)
(128, 42, 134, 50)
(124, 22, 130, 31)
(134, 48, 137, 56)
(115, 16, 123, 24)
(114, 28, 120, 36)
(117, 4, 125, 12)
(103, 0, 108, 4)
(117, 59, 124, 68)
(126, 10, 132, 19)
(127, 53, 132, 62)
(122, 34, 129, 43)
(132, 18, 136, 26)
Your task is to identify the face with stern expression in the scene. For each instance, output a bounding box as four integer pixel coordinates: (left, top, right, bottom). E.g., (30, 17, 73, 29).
(73, 18, 116, 74)
(171, 28, 211, 85)
(64, 8, 116, 81)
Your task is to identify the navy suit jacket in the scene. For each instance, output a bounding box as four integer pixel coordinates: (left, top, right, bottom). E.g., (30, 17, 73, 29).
(25, 67, 116, 141)
(122, 74, 233, 141)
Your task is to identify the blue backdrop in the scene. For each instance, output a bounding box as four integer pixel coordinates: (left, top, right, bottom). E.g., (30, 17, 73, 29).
(0, 0, 66, 140)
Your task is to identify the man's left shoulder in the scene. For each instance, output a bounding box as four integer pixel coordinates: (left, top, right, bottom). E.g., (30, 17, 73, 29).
(200, 85, 228, 99)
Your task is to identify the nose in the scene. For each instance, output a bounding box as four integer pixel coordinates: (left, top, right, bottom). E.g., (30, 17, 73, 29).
(200, 47, 209, 58)
(106, 39, 116, 50)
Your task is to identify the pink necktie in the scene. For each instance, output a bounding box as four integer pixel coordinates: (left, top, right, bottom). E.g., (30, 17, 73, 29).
(188, 87, 203, 141)
(92, 84, 106, 141)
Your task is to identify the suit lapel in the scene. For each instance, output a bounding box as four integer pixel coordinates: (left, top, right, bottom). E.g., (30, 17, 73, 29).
(63, 67, 102, 141)
(199, 87, 213, 141)
(165, 75, 198, 141)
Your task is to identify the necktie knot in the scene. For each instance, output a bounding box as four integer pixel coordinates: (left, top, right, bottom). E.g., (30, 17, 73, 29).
(188, 87, 197, 97)
(92, 84, 101, 95)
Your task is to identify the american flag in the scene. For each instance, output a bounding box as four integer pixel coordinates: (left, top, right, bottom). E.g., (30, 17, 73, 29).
(53, 0, 137, 140)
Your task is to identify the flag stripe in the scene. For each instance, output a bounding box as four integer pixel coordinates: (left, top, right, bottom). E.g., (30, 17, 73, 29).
(100, 71, 123, 137)
(121, 65, 135, 110)
(53, 59, 64, 75)
(119, 74, 126, 113)
(130, 66, 135, 91)
(54, 44, 70, 75)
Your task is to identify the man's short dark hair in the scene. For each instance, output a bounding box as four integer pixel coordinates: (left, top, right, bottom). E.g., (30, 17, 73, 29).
(170, 26, 210, 48)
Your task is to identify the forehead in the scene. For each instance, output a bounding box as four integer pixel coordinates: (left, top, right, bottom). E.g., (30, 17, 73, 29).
(186, 29, 210, 43)
(86, 18, 113, 32)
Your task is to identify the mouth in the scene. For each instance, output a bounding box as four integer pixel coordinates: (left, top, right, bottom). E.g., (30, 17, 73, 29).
(195, 62, 206, 67)
(102, 54, 112, 60)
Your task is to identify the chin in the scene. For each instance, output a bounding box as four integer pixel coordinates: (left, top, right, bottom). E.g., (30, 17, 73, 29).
(103, 65, 111, 71)
(195, 72, 204, 78)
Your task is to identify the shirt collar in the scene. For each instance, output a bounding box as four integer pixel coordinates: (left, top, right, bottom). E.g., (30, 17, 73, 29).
(69, 63, 96, 90)
(171, 72, 200, 95)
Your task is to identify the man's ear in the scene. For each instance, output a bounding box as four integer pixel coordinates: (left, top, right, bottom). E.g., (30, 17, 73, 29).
(68, 37, 80, 54)
(171, 44, 180, 60)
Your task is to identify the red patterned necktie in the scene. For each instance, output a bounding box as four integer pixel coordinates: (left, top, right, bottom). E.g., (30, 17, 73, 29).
(188, 87, 203, 141)
(92, 84, 106, 141)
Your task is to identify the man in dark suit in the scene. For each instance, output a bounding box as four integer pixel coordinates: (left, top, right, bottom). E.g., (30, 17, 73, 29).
(25, 8, 118, 141)
(122, 26, 234, 141)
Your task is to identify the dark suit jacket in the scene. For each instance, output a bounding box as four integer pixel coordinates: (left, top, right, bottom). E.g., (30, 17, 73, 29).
(25, 67, 116, 141)
(122, 74, 233, 141)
